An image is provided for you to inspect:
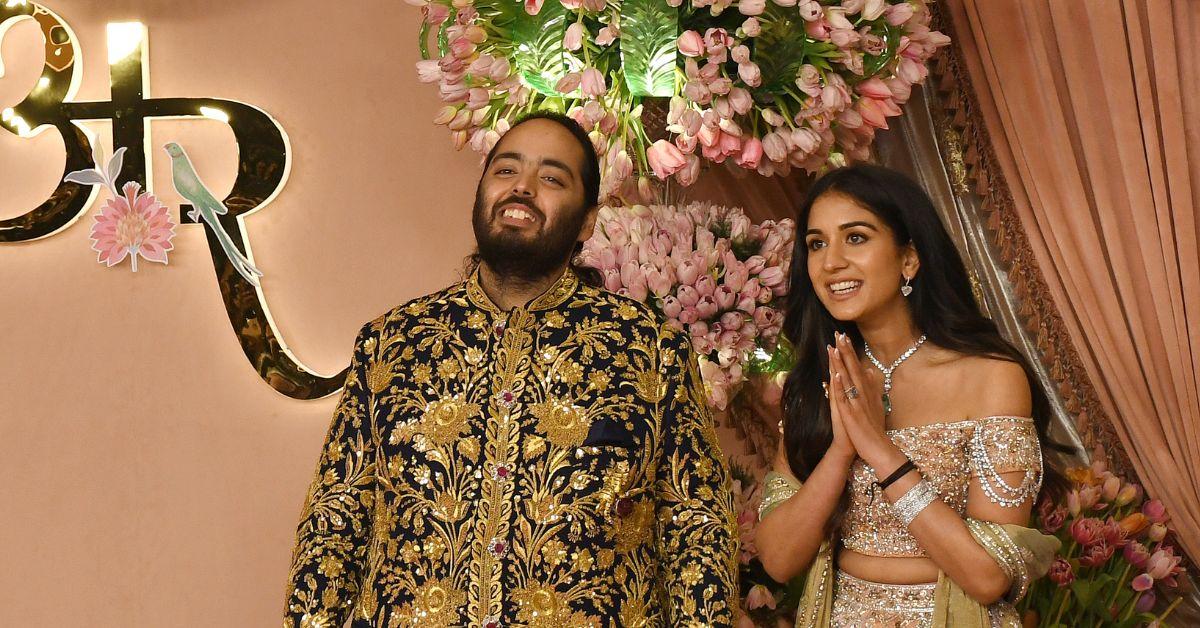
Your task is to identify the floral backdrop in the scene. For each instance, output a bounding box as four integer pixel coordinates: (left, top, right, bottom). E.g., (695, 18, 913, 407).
(402, 0, 1190, 624)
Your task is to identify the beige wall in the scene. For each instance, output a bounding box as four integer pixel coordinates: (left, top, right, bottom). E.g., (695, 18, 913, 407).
(0, 2, 480, 624)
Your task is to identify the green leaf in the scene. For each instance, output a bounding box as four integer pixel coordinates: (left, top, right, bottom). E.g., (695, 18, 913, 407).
(510, 1, 571, 95)
(753, 5, 832, 95)
(620, 0, 679, 97)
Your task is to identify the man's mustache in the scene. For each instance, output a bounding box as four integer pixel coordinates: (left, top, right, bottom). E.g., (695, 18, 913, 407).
(492, 196, 543, 220)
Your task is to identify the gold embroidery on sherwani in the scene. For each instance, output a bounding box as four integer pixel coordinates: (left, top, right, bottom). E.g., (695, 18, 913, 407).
(529, 397, 592, 447)
(284, 268, 739, 627)
(418, 396, 479, 446)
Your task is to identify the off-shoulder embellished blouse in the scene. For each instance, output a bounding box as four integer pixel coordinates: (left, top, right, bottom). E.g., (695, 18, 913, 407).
(840, 416, 1043, 558)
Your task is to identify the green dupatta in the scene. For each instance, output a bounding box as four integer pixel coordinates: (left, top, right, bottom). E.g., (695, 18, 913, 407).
(758, 471, 1061, 628)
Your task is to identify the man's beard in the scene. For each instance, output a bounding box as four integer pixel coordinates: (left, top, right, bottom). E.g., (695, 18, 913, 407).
(472, 188, 587, 283)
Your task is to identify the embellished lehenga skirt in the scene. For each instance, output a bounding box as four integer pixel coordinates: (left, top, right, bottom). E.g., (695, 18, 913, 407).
(829, 570, 936, 628)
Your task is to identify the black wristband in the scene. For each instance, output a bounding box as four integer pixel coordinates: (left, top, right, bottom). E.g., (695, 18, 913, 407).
(877, 459, 917, 490)
(868, 459, 916, 504)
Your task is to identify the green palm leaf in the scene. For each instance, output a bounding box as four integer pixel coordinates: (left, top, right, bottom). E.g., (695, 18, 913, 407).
(620, 0, 679, 97)
(511, 1, 571, 95)
(753, 5, 832, 94)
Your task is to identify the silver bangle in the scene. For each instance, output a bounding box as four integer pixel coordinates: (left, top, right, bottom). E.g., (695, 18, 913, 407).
(891, 479, 938, 527)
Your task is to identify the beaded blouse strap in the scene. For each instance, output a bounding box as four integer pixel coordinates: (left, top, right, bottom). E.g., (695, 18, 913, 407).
(758, 471, 801, 520)
(968, 416, 1043, 508)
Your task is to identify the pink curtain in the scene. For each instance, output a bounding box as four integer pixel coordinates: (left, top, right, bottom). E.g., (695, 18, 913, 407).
(946, 0, 1200, 559)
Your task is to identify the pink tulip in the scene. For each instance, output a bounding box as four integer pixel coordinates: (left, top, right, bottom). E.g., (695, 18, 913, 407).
(564, 22, 585, 51)
(647, 140, 687, 179)
(679, 306, 699, 325)
(709, 77, 733, 95)
(1101, 518, 1128, 548)
(742, 17, 761, 37)
(449, 37, 476, 59)
(861, 0, 886, 21)
(1124, 541, 1151, 569)
(1142, 499, 1168, 523)
(696, 296, 719, 319)
(704, 28, 733, 50)
(761, 132, 788, 162)
(735, 137, 764, 169)
(719, 311, 744, 330)
(727, 87, 753, 115)
(603, 268, 622, 292)
(466, 87, 490, 110)
(797, 0, 821, 20)
(677, 285, 700, 307)
(752, 305, 777, 329)
(596, 24, 619, 46)
(1070, 517, 1104, 547)
(678, 30, 705, 57)
(737, 62, 762, 87)
(805, 17, 831, 39)
(759, 266, 785, 287)
(695, 275, 717, 297)
(1131, 573, 1154, 592)
(715, 286, 737, 310)
(525, 0, 544, 14)
(886, 2, 915, 25)
(648, 264, 673, 297)
(731, 45, 751, 64)
(856, 77, 892, 99)
(677, 154, 702, 186)
(683, 80, 711, 105)
(676, 259, 700, 285)
(423, 3, 450, 25)
(738, 0, 766, 15)
(1146, 547, 1181, 580)
(1048, 558, 1074, 587)
(790, 127, 821, 154)
(830, 28, 860, 48)
(555, 72, 582, 94)
(581, 68, 607, 97)
(662, 295, 683, 318)
(416, 59, 442, 83)
(1079, 485, 1102, 511)
(1078, 541, 1114, 567)
(447, 108, 473, 131)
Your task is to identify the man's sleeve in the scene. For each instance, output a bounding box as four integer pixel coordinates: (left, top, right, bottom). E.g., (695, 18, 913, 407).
(284, 324, 378, 627)
(653, 325, 740, 627)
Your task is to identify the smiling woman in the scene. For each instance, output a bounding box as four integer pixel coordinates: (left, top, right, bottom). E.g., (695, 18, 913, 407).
(755, 164, 1070, 627)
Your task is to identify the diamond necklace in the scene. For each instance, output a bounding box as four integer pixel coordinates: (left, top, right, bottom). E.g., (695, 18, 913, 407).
(862, 334, 927, 416)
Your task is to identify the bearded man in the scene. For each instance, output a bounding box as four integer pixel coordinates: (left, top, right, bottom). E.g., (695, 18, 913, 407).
(284, 112, 738, 627)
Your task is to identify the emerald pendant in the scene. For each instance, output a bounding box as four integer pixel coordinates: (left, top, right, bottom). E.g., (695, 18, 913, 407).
(882, 393, 892, 416)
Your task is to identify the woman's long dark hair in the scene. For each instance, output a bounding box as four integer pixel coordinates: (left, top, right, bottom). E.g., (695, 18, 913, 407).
(782, 164, 1069, 507)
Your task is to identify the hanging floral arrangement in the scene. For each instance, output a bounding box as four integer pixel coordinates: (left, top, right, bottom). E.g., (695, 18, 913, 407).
(410, 0, 949, 200)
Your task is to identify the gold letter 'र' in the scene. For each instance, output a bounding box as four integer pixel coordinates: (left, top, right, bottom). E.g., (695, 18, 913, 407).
(0, 2, 347, 399)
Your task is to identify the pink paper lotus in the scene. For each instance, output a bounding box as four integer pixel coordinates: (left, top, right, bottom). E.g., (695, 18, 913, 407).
(89, 181, 176, 271)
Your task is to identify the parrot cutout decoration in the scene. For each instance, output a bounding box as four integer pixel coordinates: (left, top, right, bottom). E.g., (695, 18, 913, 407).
(163, 142, 264, 286)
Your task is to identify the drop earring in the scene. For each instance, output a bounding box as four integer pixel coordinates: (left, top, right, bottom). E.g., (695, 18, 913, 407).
(901, 275, 913, 297)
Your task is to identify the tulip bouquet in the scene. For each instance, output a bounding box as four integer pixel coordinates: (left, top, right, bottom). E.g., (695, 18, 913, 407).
(410, 0, 948, 201)
(1022, 449, 1186, 627)
(578, 202, 794, 410)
